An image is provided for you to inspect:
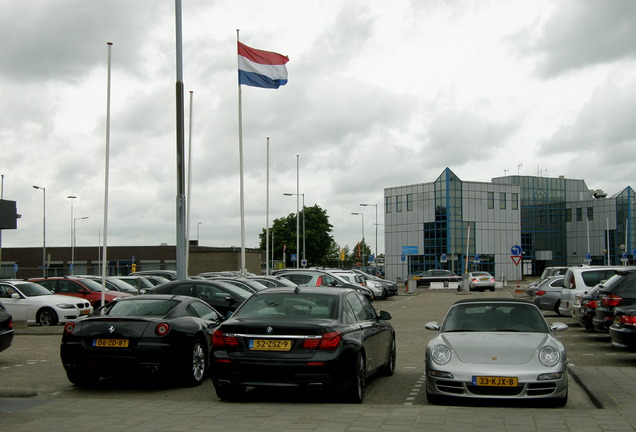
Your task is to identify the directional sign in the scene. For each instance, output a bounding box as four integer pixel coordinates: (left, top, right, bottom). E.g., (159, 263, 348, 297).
(474, 254, 480, 263)
(511, 245, 522, 256)
(402, 246, 418, 255)
(440, 253, 447, 263)
(291, 254, 297, 262)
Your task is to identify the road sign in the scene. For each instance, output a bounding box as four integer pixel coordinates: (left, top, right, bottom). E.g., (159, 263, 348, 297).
(440, 253, 447, 263)
(369, 254, 374, 262)
(511, 245, 522, 256)
(291, 254, 297, 262)
(402, 246, 418, 255)
(511, 256, 522, 266)
(474, 254, 480, 263)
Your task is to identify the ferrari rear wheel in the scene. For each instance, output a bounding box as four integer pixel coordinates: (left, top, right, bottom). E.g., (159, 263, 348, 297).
(183, 339, 208, 386)
(66, 369, 99, 387)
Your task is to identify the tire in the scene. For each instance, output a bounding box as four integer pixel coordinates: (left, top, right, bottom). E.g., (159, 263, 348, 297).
(214, 382, 245, 401)
(344, 352, 366, 403)
(489, 287, 495, 292)
(550, 391, 568, 408)
(66, 369, 99, 387)
(380, 338, 396, 376)
(183, 339, 208, 387)
(554, 300, 562, 316)
(426, 389, 445, 405)
(380, 288, 388, 300)
(37, 308, 58, 326)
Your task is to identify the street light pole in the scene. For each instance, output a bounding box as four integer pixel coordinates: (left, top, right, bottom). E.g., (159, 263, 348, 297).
(284, 192, 305, 267)
(351, 212, 365, 266)
(67, 195, 77, 272)
(360, 203, 378, 273)
(72, 216, 89, 275)
(197, 222, 201, 243)
(33, 185, 46, 276)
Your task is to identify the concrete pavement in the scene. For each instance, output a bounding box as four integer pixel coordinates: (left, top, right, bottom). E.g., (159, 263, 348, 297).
(3, 283, 636, 431)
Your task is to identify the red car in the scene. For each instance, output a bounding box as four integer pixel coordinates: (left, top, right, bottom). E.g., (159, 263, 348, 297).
(28, 277, 132, 308)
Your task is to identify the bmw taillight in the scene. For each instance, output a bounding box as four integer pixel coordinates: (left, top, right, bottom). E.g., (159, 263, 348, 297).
(601, 294, 622, 307)
(212, 329, 238, 348)
(535, 290, 546, 296)
(155, 323, 171, 336)
(64, 322, 76, 334)
(588, 300, 598, 309)
(620, 315, 636, 327)
(316, 276, 323, 286)
(303, 331, 341, 350)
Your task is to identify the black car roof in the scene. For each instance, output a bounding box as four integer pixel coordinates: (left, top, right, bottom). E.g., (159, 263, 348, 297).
(251, 286, 351, 296)
(452, 297, 534, 305)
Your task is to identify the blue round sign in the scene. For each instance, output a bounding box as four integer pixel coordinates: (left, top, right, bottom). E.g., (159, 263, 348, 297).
(511, 245, 522, 256)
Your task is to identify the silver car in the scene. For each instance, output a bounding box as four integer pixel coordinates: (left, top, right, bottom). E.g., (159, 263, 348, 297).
(425, 298, 568, 406)
(532, 276, 565, 315)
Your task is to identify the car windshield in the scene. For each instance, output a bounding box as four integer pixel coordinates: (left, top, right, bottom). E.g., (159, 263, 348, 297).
(106, 298, 179, 317)
(441, 303, 549, 333)
(234, 292, 338, 319)
(76, 278, 105, 292)
(15, 282, 54, 297)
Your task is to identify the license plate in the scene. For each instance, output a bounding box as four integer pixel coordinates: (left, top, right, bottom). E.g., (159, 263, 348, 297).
(249, 339, 292, 351)
(93, 339, 129, 348)
(473, 376, 518, 387)
(80, 310, 90, 315)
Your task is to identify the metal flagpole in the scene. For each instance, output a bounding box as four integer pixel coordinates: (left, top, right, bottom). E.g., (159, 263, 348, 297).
(186, 90, 193, 275)
(266, 137, 270, 275)
(101, 42, 113, 307)
(174, 0, 187, 280)
(237, 29, 247, 276)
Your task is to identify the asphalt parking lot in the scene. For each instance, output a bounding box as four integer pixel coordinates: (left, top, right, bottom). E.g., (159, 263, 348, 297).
(2, 283, 636, 431)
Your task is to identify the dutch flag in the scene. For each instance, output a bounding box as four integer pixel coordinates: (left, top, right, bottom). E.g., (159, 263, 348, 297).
(238, 42, 289, 89)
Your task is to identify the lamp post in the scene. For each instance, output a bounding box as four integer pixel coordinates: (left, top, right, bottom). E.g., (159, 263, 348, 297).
(351, 212, 365, 266)
(67, 195, 77, 271)
(33, 185, 46, 276)
(72, 217, 89, 275)
(360, 203, 378, 273)
(197, 222, 202, 243)
(284, 192, 305, 267)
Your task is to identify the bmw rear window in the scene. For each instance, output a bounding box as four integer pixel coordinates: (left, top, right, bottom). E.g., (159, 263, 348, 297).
(235, 292, 337, 319)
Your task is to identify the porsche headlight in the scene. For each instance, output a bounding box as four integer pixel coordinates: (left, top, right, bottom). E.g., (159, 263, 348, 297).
(431, 345, 452, 365)
(538, 345, 560, 367)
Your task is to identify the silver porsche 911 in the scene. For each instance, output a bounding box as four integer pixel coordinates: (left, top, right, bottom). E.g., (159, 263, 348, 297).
(425, 298, 568, 406)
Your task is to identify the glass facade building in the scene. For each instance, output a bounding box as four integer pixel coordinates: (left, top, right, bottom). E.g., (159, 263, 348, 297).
(384, 168, 635, 283)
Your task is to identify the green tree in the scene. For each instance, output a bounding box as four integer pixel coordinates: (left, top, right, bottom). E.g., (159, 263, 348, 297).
(259, 204, 334, 268)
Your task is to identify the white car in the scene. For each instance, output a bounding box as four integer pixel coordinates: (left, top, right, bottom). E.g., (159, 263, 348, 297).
(322, 269, 385, 299)
(0, 280, 92, 326)
(559, 266, 629, 317)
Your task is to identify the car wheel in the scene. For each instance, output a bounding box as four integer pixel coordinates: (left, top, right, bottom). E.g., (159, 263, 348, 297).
(550, 391, 568, 408)
(37, 308, 58, 326)
(426, 389, 445, 405)
(344, 352, 366, 403)
(66, 369, 99, 387)
(183, 339, 208, 387)
(381, 288, 388, 300)
(380, 338, 396, 376)
(554, 300, 562, 316)
(489, 287, 495, 292)
(214, 382, 245, 401)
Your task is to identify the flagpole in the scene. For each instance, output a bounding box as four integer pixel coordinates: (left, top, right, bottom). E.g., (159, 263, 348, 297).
(237, 29, 247, 276)
(266, 137, 270, 275)
(186, 90, 193, 274)
(175, 0, 187, 280)
(101, 41, 113, 307)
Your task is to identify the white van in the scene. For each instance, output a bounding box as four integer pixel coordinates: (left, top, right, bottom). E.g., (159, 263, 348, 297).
(559, 266, 629, 316)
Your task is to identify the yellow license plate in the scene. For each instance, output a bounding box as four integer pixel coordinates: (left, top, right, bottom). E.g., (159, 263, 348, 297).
(249, 339, 292, 351)
(93, 339, 129, 348)
(80, 310, 90, 315)
(473, 376, 518, 387)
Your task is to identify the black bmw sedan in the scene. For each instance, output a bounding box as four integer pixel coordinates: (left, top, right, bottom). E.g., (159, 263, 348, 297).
(60, 295, 224, 387)
(210, 286, 396, 403)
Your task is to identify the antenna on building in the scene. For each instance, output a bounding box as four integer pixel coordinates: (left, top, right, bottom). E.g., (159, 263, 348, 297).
(517, 162, 523, 176)
(503, 169, 508, 176)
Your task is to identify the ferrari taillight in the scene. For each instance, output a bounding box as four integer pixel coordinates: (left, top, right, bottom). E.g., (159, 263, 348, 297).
(64, 322, 76, 334)
(155, 323, 171, 336)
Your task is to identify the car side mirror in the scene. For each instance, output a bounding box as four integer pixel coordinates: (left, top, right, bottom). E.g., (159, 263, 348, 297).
(11, 293, 21, 299)
(425, 322, 440, 331)
(550, 322, 568, 332)
(224, 295, 235, 304)
(379, 310, 392, 321)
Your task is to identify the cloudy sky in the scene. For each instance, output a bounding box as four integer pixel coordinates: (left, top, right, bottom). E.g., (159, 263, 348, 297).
(2, 0, 635, 259)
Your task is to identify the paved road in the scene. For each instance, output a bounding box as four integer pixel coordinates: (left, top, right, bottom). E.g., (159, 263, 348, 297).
(3, 286, 636, 431)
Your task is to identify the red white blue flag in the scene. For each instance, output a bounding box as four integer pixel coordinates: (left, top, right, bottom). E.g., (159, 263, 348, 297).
(238, 42, 289, 89)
